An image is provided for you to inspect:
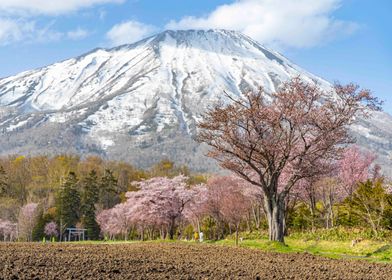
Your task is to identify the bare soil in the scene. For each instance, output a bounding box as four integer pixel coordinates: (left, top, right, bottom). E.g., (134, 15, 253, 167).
(0, 242, 390, 279)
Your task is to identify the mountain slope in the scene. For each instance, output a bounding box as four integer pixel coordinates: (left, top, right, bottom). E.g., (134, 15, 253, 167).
(0, 29, 391, 171)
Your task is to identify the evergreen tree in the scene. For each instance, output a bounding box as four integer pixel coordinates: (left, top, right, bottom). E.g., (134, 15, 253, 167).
(99, 169, 119, 209)
(56, 172, 81, 240)
(32, 211, 53, 241)
(81, 170, 101, 240)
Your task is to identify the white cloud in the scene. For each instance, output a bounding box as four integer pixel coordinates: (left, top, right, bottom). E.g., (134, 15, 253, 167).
(106, 20, 156, 46)
(0, 18, 62, 45)
(67, 27, 89, 40)
(0, 18, 90, 45)
(0, 0, 119, 45)
(0, 0, 125, 16)
(0, 18, 29, 45)
(166, 0, 358, 48)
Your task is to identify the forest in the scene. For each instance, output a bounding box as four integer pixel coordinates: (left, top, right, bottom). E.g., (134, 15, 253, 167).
(0, 146, 391, 244)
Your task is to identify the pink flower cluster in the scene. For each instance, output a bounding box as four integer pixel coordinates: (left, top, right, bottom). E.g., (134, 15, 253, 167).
(97, 175, 260, 239)
(44, 221, 58, 237)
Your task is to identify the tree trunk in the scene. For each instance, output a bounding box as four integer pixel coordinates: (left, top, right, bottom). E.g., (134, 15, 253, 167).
(169, 218, 175, 240)
(310, 204, 315, 232)
(235, 224, 239, 246)
(264, 194, 286, 243)
(59, 220, 63, 242)
(252, 205, 261, 230)
(246, 213, 252, 232)
(160, 227, 165, 239)
(326, 201, 334, 229)
(215, 218, 222, 240)
(196, 219, 201, 237)
(366, 213, 379, 238)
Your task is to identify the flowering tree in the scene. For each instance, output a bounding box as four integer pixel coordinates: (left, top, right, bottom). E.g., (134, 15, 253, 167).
(338, 145, 376, 198)
(202, 176, 257, 243)
(97, 175, 198, 240)
(96, 209, 114, 239)
(220, 177, 253, 245)
(0, 219, 17, 241)
(198, 78, 381, 242)
(97, 200, 140, 240)
(294, 159, 336, 231)
(44, 221, 58, 238)
(18, 203, 39, 241)
(183, 183, 209, 236)
(338, 145, 377, 224)
(202, 176, 227, 240)
(131, 175, 196, 240)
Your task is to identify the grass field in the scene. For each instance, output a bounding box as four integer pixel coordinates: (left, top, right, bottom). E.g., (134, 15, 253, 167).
(210, 237, 392, 263)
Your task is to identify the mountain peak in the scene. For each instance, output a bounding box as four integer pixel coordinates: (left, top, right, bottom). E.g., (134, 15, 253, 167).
(0, 30, 391, 172)
(108, 29, 285, 64)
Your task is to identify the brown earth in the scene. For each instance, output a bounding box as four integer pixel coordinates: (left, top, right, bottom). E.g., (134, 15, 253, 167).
(0, 242, 390, 279)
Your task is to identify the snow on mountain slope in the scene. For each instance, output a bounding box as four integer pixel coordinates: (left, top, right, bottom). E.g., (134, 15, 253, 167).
(0, 29, 391, 171)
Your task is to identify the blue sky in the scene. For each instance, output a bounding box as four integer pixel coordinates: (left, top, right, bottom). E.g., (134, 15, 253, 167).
(1, 0, 391, 112)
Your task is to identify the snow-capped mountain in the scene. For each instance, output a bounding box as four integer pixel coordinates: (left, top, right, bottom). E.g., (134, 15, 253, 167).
(0, 29, 391, 171)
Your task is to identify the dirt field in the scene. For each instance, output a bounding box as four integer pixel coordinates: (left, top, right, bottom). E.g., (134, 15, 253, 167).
(0, 242, 390, 279)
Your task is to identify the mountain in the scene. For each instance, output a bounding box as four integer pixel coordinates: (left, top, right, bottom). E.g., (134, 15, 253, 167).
(0, 29, 391, 172)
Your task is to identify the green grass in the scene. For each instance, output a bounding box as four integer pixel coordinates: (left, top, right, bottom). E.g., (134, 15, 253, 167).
(210, 237, 392, 263)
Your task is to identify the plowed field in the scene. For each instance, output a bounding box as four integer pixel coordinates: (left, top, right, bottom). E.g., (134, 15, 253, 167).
(0, 242, 390, 279)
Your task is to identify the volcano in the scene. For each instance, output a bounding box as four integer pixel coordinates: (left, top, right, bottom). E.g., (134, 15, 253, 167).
(0, 29, 391, 171)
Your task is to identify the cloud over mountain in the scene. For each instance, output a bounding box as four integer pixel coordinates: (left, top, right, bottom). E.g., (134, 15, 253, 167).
(106, 20, 157, 46)
(166, 0, 358, 48)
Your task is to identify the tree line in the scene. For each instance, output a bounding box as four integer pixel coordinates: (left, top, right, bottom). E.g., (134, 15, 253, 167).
(0, 155, 197, 241)
(1, 146, 391, 243)
(92, 146, 392, 245)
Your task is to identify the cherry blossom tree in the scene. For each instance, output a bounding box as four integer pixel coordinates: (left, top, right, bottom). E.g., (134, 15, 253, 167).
(338, 145, 377, 223)
(202, 176, 227, 240)
(44, 221, 58, 239)
(96, 209, 115, 239)
(97, 175, 198, 240)
(220, 178, 253, 245)
(338, 145, 376, 198)
(18, 203, 39, 241)
(131, 175, 196, 240)
(0, 219, 17, 241)
(183, 183, 209, 236)
(202, 176, 257, 243)
(198, 78, 381, 242)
